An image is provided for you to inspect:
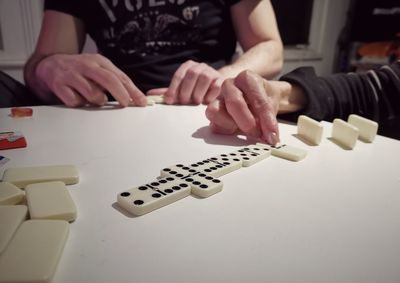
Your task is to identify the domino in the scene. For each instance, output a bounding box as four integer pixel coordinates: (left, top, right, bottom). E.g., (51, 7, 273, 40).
(0, 205, 27, 254)
(2, 164, 79, 188)
(0, 220, 69, 283)
(230, 145, 271, 167)
(0, 181, 24, 205)
(297, 115, 323, 145)
(348, 114, 378, 143)
(331, 118, 359, 149)
(25, 181, 77, 222)
(188, 153, 243, 177)
(117, 177, 191, 216)
(160, 164, 223, 198)
(256, 143, 307, 162)
(147, 95, 165, 104)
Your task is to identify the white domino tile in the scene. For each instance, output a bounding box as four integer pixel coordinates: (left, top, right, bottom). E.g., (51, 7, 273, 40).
(118, 177, 191, 216)
(348, 114, 378, 143)
(160, 164, 223, 198)
(229, 145, 271, 167)
(147, 95, 165, 104)
(0, 205, 27, 254)
(0, 220, 69, 283)
(25, 181, 77, 222)
(297, 115, 323, 145)
(0, 181, 24, 205)
(2, 164, 79, 188)
(188, 153, 243, 177)
(332, 118, 359, 149)
(256, 143, 307, 162)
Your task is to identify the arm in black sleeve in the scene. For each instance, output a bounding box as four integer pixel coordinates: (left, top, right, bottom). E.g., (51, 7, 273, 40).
(278, 61, 400, 139)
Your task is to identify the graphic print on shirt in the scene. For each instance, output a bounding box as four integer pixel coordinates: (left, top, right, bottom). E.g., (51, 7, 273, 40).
(98, 0, 201, 57)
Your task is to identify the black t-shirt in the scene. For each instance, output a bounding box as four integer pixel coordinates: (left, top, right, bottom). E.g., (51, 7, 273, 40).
(44, 0, 241, 92)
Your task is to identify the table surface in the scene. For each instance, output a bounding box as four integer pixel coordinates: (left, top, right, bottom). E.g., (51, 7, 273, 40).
(1, 105, 400, 283)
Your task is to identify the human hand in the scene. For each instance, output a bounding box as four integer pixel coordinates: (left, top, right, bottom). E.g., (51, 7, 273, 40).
(35, 53, 147, 107)
(205, 70, 281, 145)
(161, 60, 223, 105)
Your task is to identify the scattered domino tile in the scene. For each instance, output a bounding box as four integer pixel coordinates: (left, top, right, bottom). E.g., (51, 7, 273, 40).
(297, 115, 323, 145)
(160, 164, 223, 198)
(0, 220, 69, 283)
(188, 153, 243, 177)
(348, 114, 378, 143)
(256, 143, 307, 162)
(230, 145, 271, 167)
(118, 177, 191, 216)
(10, 107, 33, 118)
(147, 95, 165, 104)
(0, 182, 24, 205)
(0, 205, 27, 254)
(25, 181, 77, 222)
(331, 118, 359, 150)
(0, 131, 27, 150)
(2, 164, 79, 188)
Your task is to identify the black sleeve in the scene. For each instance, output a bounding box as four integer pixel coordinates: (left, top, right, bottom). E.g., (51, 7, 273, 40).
(44, 0, 83, 20)
(278, 61, 400, 139)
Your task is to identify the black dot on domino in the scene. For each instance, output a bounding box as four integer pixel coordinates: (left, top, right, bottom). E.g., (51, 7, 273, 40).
(139, 186, 147, 191)
(151, 182, 159, 186)
(186, 178, 193, 182)
(176, 173, 183, 177)
(172, 186, 181, 191)
(166, 177, 174, 181)
(205, 176, 213, 180)
(200, 184, 208, 189)
(120, 192, 130, 197)
(180, 183, 189, 188)
(193, 181, 201, 185)
(212, 179, 221, 183)
(152, 193, 162, 198)
(134, 200, 144, 205)
(159, 179, 167, 184)
(165, 189, 173, 194)
(199, 173, 206, 177)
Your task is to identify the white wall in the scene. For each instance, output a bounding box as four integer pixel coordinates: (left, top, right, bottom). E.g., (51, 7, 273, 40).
(0, 0, 43, 82)
(0, 0, 350, 83)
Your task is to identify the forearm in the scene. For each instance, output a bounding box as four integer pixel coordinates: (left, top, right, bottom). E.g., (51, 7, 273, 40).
(219, 40, 283, 80)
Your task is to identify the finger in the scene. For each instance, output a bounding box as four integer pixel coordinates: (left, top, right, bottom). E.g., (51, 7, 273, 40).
(64, 74, 107, 106)
(55, 85, 86, 107)
(205, 99, 238, 134)
(189, 64, 217, 105)
(203, 77, 223, 105)
(222, 79, 261, 137)
(177, 62, 208, 104)
(209, 122, 238, 135)
(234, 71, 279, 144)
(146, 88, 168, 96)
(164, 60, 196, 104)
(82, 66, 131, 107)
(96, 56, 147, 106)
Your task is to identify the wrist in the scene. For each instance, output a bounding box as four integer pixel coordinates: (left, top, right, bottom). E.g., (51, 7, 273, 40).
(274, 81, 308, 114)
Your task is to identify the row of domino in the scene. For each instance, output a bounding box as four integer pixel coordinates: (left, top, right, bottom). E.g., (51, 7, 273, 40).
(298, 114, 378, 149)
(117, 114, 379, 217)
(0, 165, 79, 283)
(117, 144, 307, 216)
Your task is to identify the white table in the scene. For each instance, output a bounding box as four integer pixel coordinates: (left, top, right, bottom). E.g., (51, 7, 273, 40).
(1, 105, 400, 283)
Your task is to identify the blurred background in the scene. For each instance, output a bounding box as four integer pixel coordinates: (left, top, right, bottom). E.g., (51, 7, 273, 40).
(0, 0, 399, 83)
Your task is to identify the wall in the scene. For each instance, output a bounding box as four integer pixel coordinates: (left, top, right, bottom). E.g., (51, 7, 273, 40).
(281, 0, 351, 76)
(0, 0, 350, 83)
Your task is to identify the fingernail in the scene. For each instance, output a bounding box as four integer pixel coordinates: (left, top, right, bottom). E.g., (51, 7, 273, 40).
(266, 132, 279, 145)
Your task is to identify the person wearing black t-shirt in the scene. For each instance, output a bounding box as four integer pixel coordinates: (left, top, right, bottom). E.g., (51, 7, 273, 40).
(205, 62, 400, 144)
(24, 0, 283, 107)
